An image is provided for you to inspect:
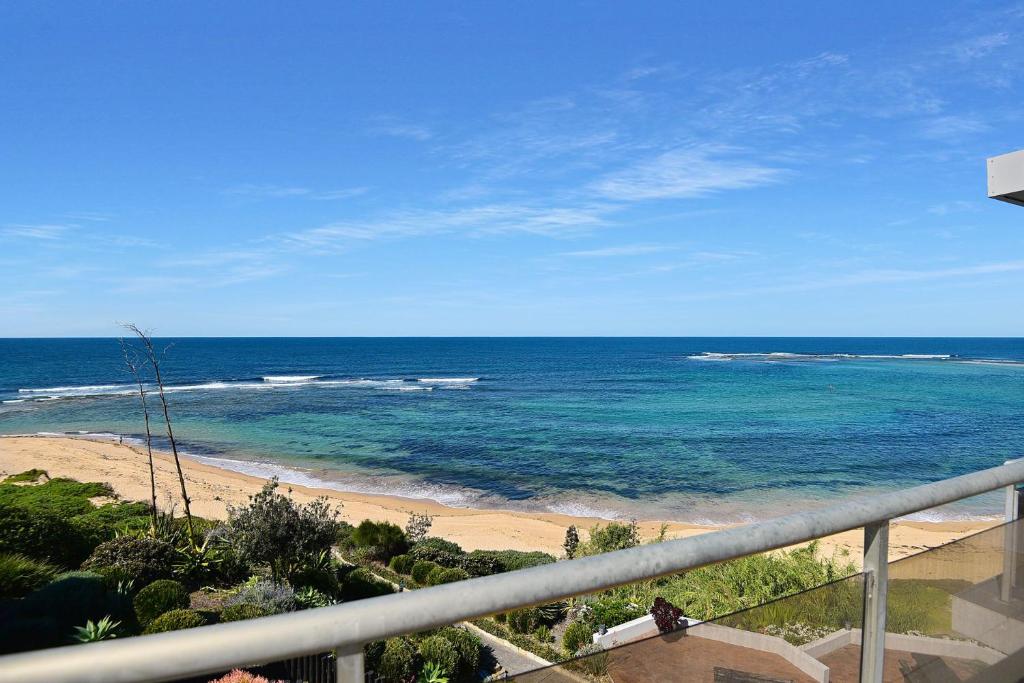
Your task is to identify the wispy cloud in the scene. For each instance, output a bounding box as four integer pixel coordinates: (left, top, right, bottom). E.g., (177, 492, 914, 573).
(1, 223, 75, 240)
(918, 115, 990, 140)
(591, 146, 787, 201)
(369, 118, 434, 141)
(562, 244, 676, 258)
(671, 259, 1024, 302)
(280, 203, 613, 251)
(223, 184, 369, 201)
(928, 200, 977, 215)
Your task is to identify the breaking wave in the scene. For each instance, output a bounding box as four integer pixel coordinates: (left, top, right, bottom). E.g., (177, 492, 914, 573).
(687, 352, 1022, 365)
(11, 374, 480, 402)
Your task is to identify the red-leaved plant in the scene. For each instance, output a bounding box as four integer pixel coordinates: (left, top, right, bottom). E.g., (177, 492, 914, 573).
(650, 597, 683, 633)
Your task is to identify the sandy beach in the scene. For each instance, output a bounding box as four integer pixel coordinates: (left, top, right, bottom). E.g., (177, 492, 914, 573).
(0, 435, 997, 565)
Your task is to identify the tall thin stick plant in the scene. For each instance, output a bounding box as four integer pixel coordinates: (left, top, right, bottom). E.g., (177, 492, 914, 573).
(120, 338, 159, 538)
(123, 323, 196, 544)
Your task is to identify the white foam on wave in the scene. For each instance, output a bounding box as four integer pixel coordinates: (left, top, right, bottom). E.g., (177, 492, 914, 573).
(262, 375, 321, 384)
(13, 372, 481, 403)
(686, 351, 983, 363)
(184, 453, 475, 507)
(417, 377, 479, 383)
(544, 500, 622, 520)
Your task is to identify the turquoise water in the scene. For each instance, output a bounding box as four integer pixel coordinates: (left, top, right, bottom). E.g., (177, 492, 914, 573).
(1, 338, 1022, 522)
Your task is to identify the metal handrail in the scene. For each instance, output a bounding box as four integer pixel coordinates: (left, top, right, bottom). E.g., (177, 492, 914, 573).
(2, 458, 1023, 683)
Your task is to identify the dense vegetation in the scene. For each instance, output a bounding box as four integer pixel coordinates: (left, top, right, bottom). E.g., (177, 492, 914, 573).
(0, 470, 954, 680)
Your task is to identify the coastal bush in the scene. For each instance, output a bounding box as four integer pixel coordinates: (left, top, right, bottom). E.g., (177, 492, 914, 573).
(581, 521, 640, 556)
(506, 607, 540, 634)
(377, 637, 418, 681)
(72, 502, 153, 549)
(533, 625, 552, 642)
(335, 521, 356, 550)
(134, 579, 190, 626)
(418, 636, 459, 680)
(405, 512, 433, 545)
(0, 502, 90, 567)
(350, 520, 409, 562)
(219, 603, 268, 622)
(82, 536, 177, 586)
(339, 567, 395, 601)
(3, 469, 49, 483)
(456, 554, 502, 577)
(1, 571, 137, 652)
(289, 564, 340, 598)
(587, 598, 645, 629)
(410, 560, 440, 585)
(224, 479, 340, 582)
(428, 567, 469, 586)
(436, 627, 481, 682)
(387, 553, 415, 574)
(410, 537, 463, 558)
(562, 621, 593, 654)
(295, 586, 334, 609)
(0, 477, 113, 518)
(226, 580, 296, 615)
(603, 542, 856, 623)
(0, 553, 59, 599)
(143, 608, 206, 634)
(464, 549, 555, 573)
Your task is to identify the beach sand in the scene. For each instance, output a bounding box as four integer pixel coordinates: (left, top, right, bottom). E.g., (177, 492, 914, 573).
(0, 435, 997, 566)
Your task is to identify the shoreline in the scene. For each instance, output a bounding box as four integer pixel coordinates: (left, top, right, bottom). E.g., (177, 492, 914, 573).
(0, 434, 999, 564)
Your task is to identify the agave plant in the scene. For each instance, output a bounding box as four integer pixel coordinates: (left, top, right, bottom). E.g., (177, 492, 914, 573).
(417, 661, 449, 683)
(73, 615, 121, 643)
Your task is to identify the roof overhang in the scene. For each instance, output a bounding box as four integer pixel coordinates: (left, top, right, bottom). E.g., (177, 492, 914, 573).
(988, 149, 1024, 207)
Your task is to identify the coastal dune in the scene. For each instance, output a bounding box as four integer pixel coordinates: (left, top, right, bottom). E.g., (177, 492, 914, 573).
(0, 435, 995, 564)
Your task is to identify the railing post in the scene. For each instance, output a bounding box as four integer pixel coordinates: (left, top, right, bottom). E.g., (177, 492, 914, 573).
(859, 520, 889, 683)
(336, 645, 365, 683)
(1002, 476, 1022, 602)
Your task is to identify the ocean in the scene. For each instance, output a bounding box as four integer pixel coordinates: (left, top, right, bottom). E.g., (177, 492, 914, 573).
(1, 337, 1022, 523)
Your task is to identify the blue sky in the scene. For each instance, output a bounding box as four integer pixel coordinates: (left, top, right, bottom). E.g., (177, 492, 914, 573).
(1, 2, 1023, 337)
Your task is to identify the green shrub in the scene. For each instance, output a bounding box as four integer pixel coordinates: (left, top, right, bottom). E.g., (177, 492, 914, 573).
(387, 554, 415, 574)
(588, 598, 645, 629)
(409, 537, 464, 567)
(363, 640, 387, 673)
(410, 560, 440, 585)
(3, 469, 48, 483)
(457, 554, 502, 577)
(224, 478, 340, 582)
(436, 627, 481, 682)
(350, 520, 409, 562)
(377, 637, 418, 681)
(82, 536, 176, 586)
(134, 579, 190, 626)
(71, 502, 152, 548)
(0, 553, 59, 599)
(418, 635, 459, 680)
(339, 567, 395, 601)
(143, 608, 207, 634)
(465, 549, 555, 573)
(533, 625, 552, 642)
(506, 608, 540, 634)
(0, 502, 90, 567)
(562, 621, 593, 654)
(429, 567, 469, 586)
(582, 521, 640, 555)
(226, 580, 296, 614)
(219, 603, 267, 623)
(295, 586, 334, 609)
(0, 477, 113, 518)
(0, 571, 137, 652)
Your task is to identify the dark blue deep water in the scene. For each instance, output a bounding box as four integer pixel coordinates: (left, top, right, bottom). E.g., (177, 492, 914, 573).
(1, 338, 1022, 521)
